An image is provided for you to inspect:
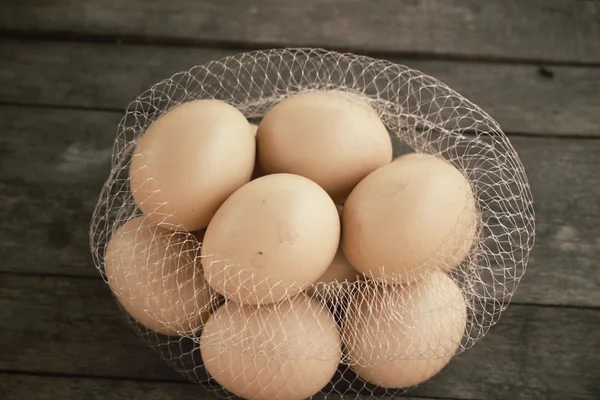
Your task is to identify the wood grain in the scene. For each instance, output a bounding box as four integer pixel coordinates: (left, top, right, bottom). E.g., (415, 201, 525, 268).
(1, 39, 600, 137)
(0, 107, 118, 279)
(1, 0, 599, 64)
(0, 374, 434, 400)
(0, 374, 212, 400)
(0, 273, 598, 399)
(0, 274, 184, 381)
(1, 105, 599, 307)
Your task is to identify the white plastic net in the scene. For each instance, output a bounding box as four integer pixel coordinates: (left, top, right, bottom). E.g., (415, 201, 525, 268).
(89, 48, 535, 399)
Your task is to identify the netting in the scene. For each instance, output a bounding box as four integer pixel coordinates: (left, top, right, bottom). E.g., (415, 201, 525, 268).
(89, 48, 535, 400)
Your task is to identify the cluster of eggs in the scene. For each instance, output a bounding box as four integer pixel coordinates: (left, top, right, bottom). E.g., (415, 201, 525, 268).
(104, 90, 478, 400)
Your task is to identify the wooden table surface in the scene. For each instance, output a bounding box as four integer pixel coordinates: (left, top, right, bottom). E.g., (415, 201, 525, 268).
(1, 1, 599, 399)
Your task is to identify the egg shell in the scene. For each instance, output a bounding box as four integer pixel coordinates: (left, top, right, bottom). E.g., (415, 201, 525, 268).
(202, 173, 340, 305)
(200, 296, 342, 400)
(342, 152, 478, 284)
(129, 99, 255, 231)
(257, 90, 392, 202)
(103, 216, 215, 336)
(249, 123, 259, 136)
(250, 123, 267, 180)
(307, 246, 361, 302)
(342, 271, 467, 388)
(315, 247, 361, 285)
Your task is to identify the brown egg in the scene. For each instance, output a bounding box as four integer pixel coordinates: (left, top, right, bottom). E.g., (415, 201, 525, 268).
(316, 247, 361, 285)
(249, 123, 259, 136)
(343, 271, 467, 388)
(201, 173, 340, 305)
(342, 153, 477, 284)
(104, 216, 215, 336)
(307, 246, 361, 301)
(129, 99, 255, 231)
(257, 90, 392, 202)
(201, 296, 342, 400)
(191, 229, 206, 243)
(250, 123, 267, 180)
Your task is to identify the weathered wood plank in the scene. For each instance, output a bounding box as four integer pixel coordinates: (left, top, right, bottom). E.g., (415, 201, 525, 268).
(0, 374, 433, 400)
(505, 137, 600, 308)
(0, 40, 235, 111)
(0, 374, 211, 400)
(412, 305, 600, 400)
(1, 273, 598, 399)
(1, 0, 599, 64)
(1, 39, 600, 137)
(1, 105, 599, 307)
(0, 107, 117, 278)
(0, 181, 105, 278)
(0, 274, 183, 382)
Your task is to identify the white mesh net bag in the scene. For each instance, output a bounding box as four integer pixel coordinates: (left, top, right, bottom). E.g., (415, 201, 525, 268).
(90, 48, 535, 400)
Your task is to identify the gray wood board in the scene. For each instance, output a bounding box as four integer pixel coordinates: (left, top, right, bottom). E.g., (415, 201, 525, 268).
(1, 39, 600, 137)
(0, 375, 217, 400)
(0, 273, 598, 399)
(2, 105, 599, 307)
(1, 0, 599, 64)
(0, 374, 434, 400)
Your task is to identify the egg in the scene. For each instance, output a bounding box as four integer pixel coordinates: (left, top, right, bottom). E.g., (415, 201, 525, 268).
(307, 246, 361, 301)
(315, 247, 361, 286)
(103, 216, 214, 336)
(342, 271, 467, 388)
(201, 296, 342, 400)
(201, 173, 340, 305)
(129, 99, 255, 231)
(250, 123, 267, 180)
(249, 123, 259, 136)
(342, 152, 477, 284)
(257, 90, 392, 202)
